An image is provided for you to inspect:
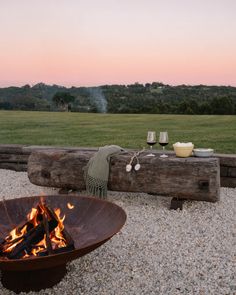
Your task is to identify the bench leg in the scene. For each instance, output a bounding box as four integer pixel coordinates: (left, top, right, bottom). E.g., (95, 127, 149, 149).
(170, 197, 186, 210)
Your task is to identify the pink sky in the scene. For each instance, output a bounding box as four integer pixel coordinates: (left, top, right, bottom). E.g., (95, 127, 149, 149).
(0, 0, 236, 87)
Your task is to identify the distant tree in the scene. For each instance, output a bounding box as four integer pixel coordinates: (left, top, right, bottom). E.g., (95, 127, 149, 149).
(0, 82, 235, 114)
(0, 101, 12, 110)
(177, 100, 189, 114)
(188, 99, 200, 114)
(199, 102, 211, 114)
(52, 92, 75, 111)
(210, 96, 234, 114)
(145, 83, 151, 88)
(151, 82, 165, 87)
(21, 84, 31, 89)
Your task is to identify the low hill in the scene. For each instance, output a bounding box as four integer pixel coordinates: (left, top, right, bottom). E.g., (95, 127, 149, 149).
(0, 82, 235, 114)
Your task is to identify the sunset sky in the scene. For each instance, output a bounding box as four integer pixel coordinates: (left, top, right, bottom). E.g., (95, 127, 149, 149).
(0, 0, 236, 87)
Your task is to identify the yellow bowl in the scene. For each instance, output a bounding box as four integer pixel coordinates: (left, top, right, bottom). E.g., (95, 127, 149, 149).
(173, 145, 194, 158)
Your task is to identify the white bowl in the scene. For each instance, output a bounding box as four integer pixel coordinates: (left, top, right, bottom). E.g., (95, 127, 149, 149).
(193, 148, 214, 157)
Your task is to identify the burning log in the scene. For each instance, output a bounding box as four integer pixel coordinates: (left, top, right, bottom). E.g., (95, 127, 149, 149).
(0, 197, 75, 259)
(38, 198, 53, 254)
(0, 220, 34, 254)
(38, 197, 75, 251)
(42, 212, 53, 254)
(44, 202, 74, 249)
(7, 219, 58, 259)
(1, 236, 23, 253)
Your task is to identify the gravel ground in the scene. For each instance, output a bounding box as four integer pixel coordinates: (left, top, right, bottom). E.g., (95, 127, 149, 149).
(0, 169, 235, 295)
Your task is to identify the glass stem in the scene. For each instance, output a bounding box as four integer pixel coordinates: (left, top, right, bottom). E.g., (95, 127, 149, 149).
(163, 146, 165, 154)
(150, 146, 153, 150)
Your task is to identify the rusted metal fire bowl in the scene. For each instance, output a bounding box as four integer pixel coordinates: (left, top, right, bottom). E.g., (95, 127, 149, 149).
(0, 194, 126, 293)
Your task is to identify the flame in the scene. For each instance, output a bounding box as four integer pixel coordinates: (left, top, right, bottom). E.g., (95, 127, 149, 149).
(27, 208, 40, 227)
(67, 202, 74, 209)
(7, 224, 27, 242)
(54, 208, 65, 230)
(23, 252, 30, 258)
(2, 202, 69, 258)
(4, 224, 28, 253)
(51, 208, 67, 248)
(31, 234, 47, 256)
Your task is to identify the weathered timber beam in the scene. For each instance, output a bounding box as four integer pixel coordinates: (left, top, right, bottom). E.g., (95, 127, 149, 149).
(28, 150, 220, 202)
(215, 153, 236, 167)
(0, 163, 28, 172)
(221, 177, 236, 188)
(0, 154, 29, 163)
(0, 144, 27, 155)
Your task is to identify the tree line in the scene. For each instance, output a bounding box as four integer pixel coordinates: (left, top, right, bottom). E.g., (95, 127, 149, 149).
(0, 82, 235, 115)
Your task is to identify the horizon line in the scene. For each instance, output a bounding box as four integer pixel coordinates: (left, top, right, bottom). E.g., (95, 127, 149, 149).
(0, 81, 236, 89)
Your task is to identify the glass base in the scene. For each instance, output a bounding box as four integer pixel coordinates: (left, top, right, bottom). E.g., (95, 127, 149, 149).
(160, 154, 168, 158)
(146, 153, 155, 157)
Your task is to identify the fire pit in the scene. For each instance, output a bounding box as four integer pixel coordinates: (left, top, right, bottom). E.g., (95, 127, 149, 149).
(0, 194, 126, 293)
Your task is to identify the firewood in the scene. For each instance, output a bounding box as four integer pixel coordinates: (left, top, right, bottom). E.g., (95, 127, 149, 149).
(1, 198, 74, 259)
(38, 197, 53, 254)
(44, 205, 74, 249)
(0, 219, 34, 250)
(42, 213, 53, 254)
(7, 219, 58, 259)
(15, 220, 33, 233)
(1, 237, 23, 252)
(0, 220, 33, 254)
(37, 250, 48, 257)
(60, 228, 74, 250)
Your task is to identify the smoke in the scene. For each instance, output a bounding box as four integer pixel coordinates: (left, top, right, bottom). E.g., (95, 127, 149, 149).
(87, 87, 107, 113)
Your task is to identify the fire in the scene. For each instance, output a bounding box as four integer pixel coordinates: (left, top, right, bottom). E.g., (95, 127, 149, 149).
(50, 208, 67, 249)
(31, 235, 47, 256)
(67, 202, 74, 209)
(0, 198, 74, 259)
(55, 208, 65, 228)
(4, 224, 28, 253)
(27, 208, 39, 227)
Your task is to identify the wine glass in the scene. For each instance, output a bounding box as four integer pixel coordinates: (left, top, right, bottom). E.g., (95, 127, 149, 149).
(146, 131, 156, 156)
(159, 131, 168, 158)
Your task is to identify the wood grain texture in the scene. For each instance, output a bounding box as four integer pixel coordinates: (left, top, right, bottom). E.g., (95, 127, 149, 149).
(215, 153, 236, 167)
(221, 177, 236, 188)
(0, 154, 29, 163)
(28, 150, 220, 202)
(0, 163, 28, 171)
(0, 144, 27, 155)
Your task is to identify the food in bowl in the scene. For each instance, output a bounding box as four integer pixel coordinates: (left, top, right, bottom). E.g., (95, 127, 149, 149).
(193, 148, 214, 157)
(173, 142, 194, 158)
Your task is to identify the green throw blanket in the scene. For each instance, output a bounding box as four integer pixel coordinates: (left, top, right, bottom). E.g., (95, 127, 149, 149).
(84, 145, 124, 198)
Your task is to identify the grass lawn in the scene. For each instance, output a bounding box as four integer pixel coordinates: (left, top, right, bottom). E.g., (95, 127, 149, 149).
(0, 110, 235, 153)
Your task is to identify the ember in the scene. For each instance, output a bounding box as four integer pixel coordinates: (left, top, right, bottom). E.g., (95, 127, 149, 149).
(67, 202, 74, 209)
(0, 197, 74, 259)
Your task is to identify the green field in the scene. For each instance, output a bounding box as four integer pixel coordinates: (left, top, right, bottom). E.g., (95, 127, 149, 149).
(0, 111, 235, 153)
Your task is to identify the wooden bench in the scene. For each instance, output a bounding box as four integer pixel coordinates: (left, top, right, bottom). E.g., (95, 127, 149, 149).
(27, 149, 221, 205)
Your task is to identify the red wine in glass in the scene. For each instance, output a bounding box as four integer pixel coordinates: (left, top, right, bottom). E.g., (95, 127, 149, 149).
(146, 131, 156, 156)
(147, 141, 157, 147)
(159, 132, 168, 158)
(159, 142, 168, 147)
